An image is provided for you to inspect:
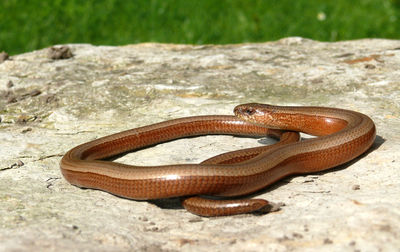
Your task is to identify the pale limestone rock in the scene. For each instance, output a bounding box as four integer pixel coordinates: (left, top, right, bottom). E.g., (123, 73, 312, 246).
(0, 38, 399, 251)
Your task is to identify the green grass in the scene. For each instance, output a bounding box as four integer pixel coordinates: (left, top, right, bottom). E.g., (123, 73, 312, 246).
(1, 0, 400, 55)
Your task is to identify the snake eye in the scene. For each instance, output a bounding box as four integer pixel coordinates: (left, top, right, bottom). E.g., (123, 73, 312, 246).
(244, 108, 256, 116)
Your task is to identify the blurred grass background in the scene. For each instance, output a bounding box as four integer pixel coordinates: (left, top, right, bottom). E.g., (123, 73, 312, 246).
(1, 0, 400, 55)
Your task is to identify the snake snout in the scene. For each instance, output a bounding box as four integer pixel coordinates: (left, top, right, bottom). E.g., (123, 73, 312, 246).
(234, 104, 257, 118)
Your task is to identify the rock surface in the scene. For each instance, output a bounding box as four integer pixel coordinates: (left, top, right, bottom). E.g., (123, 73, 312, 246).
(0, 38, 399, 251)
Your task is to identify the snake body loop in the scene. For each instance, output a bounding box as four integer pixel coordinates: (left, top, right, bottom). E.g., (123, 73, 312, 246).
(60, 104, 376, 216)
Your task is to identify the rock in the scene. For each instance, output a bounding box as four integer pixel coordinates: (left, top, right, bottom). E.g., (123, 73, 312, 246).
(48, 45, 73, 60)
(0, 51, 9, 63)
(0, 39, 399, 251)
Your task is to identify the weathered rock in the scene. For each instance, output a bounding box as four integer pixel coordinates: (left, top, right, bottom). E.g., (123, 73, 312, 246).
(0, 38, 399, 251)
(0, 51, 9, 63)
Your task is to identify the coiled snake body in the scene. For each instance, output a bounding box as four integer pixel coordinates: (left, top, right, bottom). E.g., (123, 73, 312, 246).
(60, 104, 376, 216)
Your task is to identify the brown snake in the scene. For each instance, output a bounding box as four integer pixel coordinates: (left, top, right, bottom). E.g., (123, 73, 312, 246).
(60, 103, 376, 216)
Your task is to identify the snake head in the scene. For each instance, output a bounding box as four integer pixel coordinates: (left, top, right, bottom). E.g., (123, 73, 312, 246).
(234, 103, 276, 126)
